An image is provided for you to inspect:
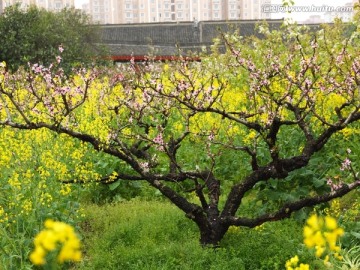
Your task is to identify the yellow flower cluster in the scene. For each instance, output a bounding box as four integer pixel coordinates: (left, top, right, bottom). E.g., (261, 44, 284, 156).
(109, 171, 119, 181)
(324, 198, 341, 219)
(254, 223, 265, 232)
(0, 205, 9, 223)
(303, 214, 344, 262)
(285, 255, 310, 270)
(227, 225, 241, 235)
(343, 198, 360, 222)
(339, 127, 355, 139)
(7, 172, 21, 189)
(243, 130, 257, 145)
(21, 199, 33, 215)
(29, 219, 82, 266)
(59, 184, 72, 196)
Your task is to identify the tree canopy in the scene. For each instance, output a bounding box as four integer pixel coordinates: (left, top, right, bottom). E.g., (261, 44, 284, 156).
(0, 19, 359, 246)
(0, 4, 108, 72)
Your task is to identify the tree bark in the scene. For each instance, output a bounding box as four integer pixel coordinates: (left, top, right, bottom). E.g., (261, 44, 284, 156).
(197, 219, 228, 247)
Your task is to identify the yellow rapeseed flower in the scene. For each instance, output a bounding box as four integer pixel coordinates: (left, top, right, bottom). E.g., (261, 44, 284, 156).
(325, 216, 337, 230)
(29, 246, 46, 265)
(285, 255, 310, 270)
(298, 263, 310, 270)
(60, 184, 72, 196)
(36, 230, 57, 251)
(0, 205, 8, 223)
(29, 219, 82, 266)
(289, 255, 299, 265)
(307, 214, 322, 231)
(315, 245, 325, 258)
(303, 214, 344, 265)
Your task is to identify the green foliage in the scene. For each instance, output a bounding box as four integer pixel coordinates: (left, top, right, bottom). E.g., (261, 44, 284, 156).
(339, 192, 360, 249)
(0, 4, 109, 72)
(333, 245, 360, 270)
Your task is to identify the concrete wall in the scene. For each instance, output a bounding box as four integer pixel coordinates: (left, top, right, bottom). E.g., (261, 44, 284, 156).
(99, 19, 283, 59)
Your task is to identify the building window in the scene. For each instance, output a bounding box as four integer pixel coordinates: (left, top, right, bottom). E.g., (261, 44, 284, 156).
(178, 12, 182, 18)
(214, 4, 219, 10)
(177, 4, 182, 9)
(165, 12, 170, 17)
(125, 3, 131, 9)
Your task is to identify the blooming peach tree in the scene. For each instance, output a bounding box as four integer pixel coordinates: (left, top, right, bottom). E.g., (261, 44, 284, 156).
(0, 21, 359, 246)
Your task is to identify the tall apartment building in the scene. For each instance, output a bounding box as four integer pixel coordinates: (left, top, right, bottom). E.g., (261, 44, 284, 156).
(36, 0, 74, 10)
(241, 0, 270, 20)
(1, 0, 74, 12)
(87, 0, 271, 24)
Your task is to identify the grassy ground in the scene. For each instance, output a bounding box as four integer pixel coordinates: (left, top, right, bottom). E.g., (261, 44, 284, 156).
(75, 199, 324, 270)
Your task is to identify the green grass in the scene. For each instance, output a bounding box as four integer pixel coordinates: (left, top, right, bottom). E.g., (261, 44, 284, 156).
(76, 199, 323, 270)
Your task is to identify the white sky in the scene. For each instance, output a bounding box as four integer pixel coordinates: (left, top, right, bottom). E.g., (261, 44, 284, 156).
(74, 0, 354, 20)
(75, 0, 88, 8)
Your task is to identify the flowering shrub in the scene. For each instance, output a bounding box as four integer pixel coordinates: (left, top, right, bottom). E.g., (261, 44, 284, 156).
(30, 219, 82, 267)
(1, 19, 360, 248)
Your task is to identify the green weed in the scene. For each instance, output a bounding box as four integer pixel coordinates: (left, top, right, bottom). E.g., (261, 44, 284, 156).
(77, 200, 322, 270)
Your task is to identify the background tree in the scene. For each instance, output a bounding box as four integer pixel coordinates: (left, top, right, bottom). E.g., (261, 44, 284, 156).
(0, 4, 108, 72)
(0, 20, 359, 247)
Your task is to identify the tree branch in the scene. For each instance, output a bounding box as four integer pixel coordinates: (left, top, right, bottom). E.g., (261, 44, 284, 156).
(223, 180, 360, 228)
